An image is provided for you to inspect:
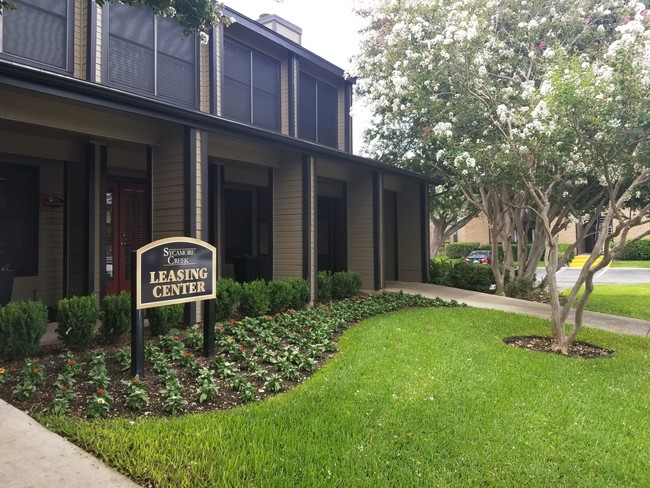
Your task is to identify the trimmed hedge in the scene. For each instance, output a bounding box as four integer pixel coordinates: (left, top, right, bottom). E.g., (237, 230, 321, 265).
(215, 278, 242, 320)
(56, 295, 100, 350)
(100, 292, 131, 344)
(446, 242, 480, 259)
(239, 280, 270, 318)
(148, 304, 183, 336)
(0, 300, 48, 361)
(318, 271, 362, 301)
(429, 259, 494, 293)
(619, 239, 650, 261)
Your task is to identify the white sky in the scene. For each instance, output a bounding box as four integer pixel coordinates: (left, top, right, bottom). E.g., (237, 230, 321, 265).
(225, 0, 370, 154)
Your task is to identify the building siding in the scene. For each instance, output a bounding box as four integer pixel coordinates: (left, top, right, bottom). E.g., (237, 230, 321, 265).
(397, 179, 422, 282)
(347, 168, 374, 290)
(153, 126, 185, 238)
(273, 159, 303, 279)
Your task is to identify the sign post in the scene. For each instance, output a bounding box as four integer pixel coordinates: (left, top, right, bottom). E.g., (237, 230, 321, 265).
(131, 237, 216, 377)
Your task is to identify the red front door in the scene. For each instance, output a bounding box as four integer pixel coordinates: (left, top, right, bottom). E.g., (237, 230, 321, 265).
(106, 181, 147, 295)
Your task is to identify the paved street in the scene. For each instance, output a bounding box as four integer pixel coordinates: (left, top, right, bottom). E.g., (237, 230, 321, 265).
(535, 267, 650, 289)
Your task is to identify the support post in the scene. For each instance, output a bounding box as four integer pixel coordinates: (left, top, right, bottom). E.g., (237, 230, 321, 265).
(203, 299, 216, 357)
(130, 250, 145, 377)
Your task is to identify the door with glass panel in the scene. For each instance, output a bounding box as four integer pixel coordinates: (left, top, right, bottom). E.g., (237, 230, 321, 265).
(105, 181, 147, 295)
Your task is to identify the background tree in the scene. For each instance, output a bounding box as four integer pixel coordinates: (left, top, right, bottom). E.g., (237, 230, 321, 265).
(355, 0, 650, 353)
(0, 0, 233, 35)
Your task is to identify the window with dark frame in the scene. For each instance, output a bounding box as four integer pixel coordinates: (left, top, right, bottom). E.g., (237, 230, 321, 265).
(1, 0, 73, 72)
(106, 2, 198, 108)
(0, 163, 39, 277)
(222, 38, 281, 132)
(298, 72, 338, 148)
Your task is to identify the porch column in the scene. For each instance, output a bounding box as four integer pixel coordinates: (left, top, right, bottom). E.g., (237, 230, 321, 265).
(420, 182, 430, 283)
(302, 154, 317, 303)
(373, 172, 384, 290)
(182, 126, 208, 324)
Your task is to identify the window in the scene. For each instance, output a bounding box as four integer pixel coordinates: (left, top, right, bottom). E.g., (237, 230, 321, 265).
(0, 163, 39, 277)
(106, 3, 198, 108)
(1, 0, 73, 71)
(299, 73, 338, 148)
(222, 38, 280, 132)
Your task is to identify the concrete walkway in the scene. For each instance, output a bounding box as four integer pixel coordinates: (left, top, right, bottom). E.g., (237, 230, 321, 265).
(385, 281, 650, 338)
(2, 283, 649, 488)
(0, 399, 138, 487)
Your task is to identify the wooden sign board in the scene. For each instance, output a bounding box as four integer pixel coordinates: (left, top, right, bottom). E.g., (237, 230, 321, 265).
(136, 237, 216, 309)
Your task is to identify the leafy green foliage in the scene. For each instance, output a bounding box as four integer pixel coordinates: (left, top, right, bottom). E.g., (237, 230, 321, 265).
(0, 300, 48, 361)
(148, 304, 183, 336)
(619, 239, 650, 261)
(267, 280, 294, 315)
(56, 295, 100, 350)
(331, 271, 362, 300)
(239, 280, 270, 318)
(100, 292, 131, 344)
(317, 271, 333, 301)
(214, 278, 242, 320)
(445, 243, 481, 259)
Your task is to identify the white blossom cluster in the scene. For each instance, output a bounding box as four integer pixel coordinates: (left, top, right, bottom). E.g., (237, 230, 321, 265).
(355, 0, 650, 204)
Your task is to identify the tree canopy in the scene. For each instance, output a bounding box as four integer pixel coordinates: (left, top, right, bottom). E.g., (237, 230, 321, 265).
(355, 0, 650, 352)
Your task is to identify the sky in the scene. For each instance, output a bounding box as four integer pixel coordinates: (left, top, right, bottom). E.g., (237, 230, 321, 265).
(225, 0, 371, 154)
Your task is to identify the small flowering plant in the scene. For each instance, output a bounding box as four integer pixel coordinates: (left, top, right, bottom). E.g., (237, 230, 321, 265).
(123, 376, 148, 411)
(87, 388, 112, 419)
(0, 367, 8, 384)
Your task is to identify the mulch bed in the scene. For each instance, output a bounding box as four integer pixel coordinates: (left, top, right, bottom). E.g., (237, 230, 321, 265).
(503, 336, 614, 359)
(0, 324, 352, 420)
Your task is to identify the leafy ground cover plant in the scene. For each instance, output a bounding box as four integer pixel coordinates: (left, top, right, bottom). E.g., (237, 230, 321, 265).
(0, 292, 457, 418)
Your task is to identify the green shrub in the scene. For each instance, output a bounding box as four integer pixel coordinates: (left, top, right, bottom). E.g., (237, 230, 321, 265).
(318, 271, 332, 301)
(446, 262, 494, 293)
(100, 292, 131, 344)
(504, 275, 536, 299)
(619, 239, 650, 261)
(429, 259, 455, 285)
(56, 295, 100, 350)
(287, 279, 310, 309)
(268, 280, 293, 314)
(239, 280, 270, 317)
(0, 300, 48, 361)
(446, 242, 480, 259)
(148, 304, 183, 336)
(331, 271, 362, 300)
(214, 278, 242, 320)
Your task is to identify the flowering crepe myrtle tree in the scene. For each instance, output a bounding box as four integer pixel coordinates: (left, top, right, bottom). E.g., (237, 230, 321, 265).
(355, 0, 650, 353)
(0, 0, 233, 38)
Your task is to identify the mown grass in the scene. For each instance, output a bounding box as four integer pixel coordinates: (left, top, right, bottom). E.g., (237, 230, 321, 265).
(611, 260, 650, 268)
(561, 284, 650, 321)
(42, 307, 650, 487)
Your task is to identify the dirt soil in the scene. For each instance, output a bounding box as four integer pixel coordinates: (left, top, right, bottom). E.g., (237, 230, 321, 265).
(503, 336, 614, 359)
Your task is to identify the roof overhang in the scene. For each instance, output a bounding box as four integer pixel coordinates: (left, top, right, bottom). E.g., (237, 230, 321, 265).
(0, 60, 440, 185)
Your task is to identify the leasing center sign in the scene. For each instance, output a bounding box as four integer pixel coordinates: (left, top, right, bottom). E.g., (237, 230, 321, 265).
(136, 237, 216, 309)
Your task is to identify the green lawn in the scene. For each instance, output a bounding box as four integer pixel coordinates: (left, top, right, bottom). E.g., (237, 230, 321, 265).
(42, 307, 650, 487)
(611, 260, 650, 268)
(561, 284, 650, 321)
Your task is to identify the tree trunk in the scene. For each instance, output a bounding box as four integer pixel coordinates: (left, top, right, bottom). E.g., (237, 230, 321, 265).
(430, 218, 446, 259)
(545, 237, 570, 354)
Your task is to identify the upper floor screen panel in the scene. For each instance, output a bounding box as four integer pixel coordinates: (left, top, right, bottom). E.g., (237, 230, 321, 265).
(1, 0, 73, 72)
(222, 38, 281, 132)
(299, 72, 338, 149)
(105, 2, 198, 109)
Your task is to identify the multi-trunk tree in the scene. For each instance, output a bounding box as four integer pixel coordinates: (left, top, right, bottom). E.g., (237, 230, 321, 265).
(355, 0, 650, 353)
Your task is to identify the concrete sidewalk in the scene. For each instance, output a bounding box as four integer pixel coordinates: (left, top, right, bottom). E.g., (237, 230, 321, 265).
(385, 281, 650, 338)
(0, 399, 138, 487)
